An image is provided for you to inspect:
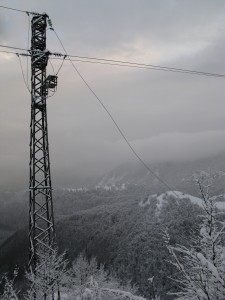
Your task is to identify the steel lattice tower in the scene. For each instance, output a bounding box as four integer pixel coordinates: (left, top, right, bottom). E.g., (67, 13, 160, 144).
(29, 13, 57, 271)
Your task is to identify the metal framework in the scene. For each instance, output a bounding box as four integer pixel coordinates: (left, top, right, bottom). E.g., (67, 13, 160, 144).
(29, 13, 56, 271)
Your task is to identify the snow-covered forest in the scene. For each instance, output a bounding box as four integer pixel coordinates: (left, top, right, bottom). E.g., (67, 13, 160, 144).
(1, 0, 225, 298)
(0, 166, 225, 299)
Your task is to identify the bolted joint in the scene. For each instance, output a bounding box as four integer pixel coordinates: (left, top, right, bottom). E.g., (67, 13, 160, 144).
(32, 50, 50, 70)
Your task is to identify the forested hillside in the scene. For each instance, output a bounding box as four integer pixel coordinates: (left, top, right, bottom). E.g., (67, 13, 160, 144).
(1, 155, 225, 298)
(0, 189, 204, 299)
(1, 153, 225, 247)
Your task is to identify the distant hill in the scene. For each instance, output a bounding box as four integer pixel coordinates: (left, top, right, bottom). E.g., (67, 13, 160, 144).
(95, 152, 225, 195)
(0, 151, 224, 247)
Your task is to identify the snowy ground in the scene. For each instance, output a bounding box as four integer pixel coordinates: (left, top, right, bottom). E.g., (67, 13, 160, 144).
(139, 190, 225, 211)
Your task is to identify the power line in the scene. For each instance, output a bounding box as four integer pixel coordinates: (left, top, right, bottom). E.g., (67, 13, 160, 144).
(66, 54, 225, 78)
(0, 5, 28, 13)
(0, 7, 223, 199)
(0, 49, 19, 55)
(56, 55, 67, 75)
(1, 5, 225, 79)
(49, 59, 56, 75)
(0, 44, 28, 52)
(0, 49, 29, 58)
(0, 5, 42, 16)
(0, 46, 177, 195)
(0, 48, 31, 92)
(52, 28, 179, 197)
(16, 54, 31, 93)
(51, 56, 225, 79)
(2, 44, 225, 79)
(0, 9, 218, 196)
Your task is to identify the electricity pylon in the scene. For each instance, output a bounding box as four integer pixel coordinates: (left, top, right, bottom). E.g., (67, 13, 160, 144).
(29, 13, 57, 272)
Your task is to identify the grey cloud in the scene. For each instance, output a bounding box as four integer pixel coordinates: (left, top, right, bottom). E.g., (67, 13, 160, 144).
(0, 12, 4, 37)
(1, 0, 225, 190)
(134, 130, 225, 163)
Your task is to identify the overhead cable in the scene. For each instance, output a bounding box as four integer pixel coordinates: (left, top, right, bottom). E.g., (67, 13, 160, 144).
(56, 55, 67, 75)
(0, 49, 29, 57)
(49, 59, 56, 75)
(66, 54, 225, 78)
(51, 56, 225, 78)
(0, 5, 42, 15)
(1, 5, 225, 78)
(52, 27, 179, 197)
(0, 49, 19, 55)
(0, 44, 28, 52)
(16, 54, 31, 93)
(0, 5, 28, 13)
(2, 44, 225, 79)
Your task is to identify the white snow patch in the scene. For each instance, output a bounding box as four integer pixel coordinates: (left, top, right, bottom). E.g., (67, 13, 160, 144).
(139, 191, 225, 212)
(197, 252, 224, 284)
(121, 183, 126, 190)
(139, 191, 202, 211)
(95, 184, 127, 191)
(215, 201, 225, 210)
(165, 191, 202, 206)
(60, 187, 88, 193)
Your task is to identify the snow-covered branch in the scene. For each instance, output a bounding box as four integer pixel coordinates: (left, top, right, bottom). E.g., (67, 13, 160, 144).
(165, 171, 225, 300)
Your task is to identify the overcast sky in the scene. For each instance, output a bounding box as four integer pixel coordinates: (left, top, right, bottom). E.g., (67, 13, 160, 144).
(1, 0, 225, 190)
